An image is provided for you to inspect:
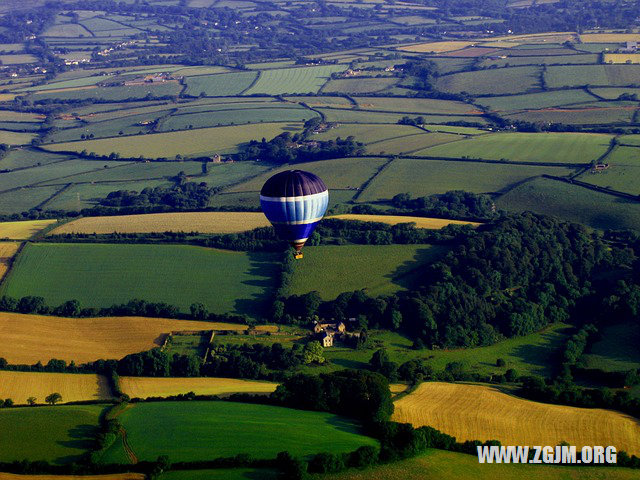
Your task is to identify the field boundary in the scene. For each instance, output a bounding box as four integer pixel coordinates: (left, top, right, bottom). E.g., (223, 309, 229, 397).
(352, 156, 396, 202)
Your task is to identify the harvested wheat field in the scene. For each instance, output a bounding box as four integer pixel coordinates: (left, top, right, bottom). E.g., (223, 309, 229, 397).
(0, 219, 57, 239)
(0, 474, 144, 480)
(120, 376, 278, 399)
(329, 214, 481, 229)
(49, 212, 271, 235)
(0, 371, 112, 404)
(0, 312, 250, 364)
(393, 382, 640, 455)
(0, 242, 20, 279)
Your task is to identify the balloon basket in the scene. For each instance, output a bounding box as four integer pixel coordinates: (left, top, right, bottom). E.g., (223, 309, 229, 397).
(294, 252, 304, 260)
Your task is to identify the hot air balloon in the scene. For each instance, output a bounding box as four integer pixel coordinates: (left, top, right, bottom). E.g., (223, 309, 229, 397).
(260, 170, 329, 259)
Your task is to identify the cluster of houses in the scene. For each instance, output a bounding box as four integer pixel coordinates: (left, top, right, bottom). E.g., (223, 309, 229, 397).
(124, 72, 177, 86)
(312, 320, 360, 347)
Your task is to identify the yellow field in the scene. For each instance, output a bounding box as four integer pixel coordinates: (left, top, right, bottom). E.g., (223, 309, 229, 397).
(0, 312, 250, 364)
(49, 212, 270, 235)
(0, 371, 112, 404)
(0, 219, 58, 239)
(580, 34, 640, 43)
(393, 383, 640, 455)
(604, 53, 640, 64)
(0, 242, 20, 279)
(120, 376, 278, 398)
(390, 383, 409, 395)
(398, 41, 474, 53)
(329, 214, 481, 229)
(0, 475, 144, 480)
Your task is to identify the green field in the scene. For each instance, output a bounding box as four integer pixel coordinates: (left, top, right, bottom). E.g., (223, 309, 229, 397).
(159, 106, 318, 130)
(321, 448, 640, 480)
(358, 158, 577, 200)
(545, 64, 640, 88)
(506, 105, 638, 125)
(591, 87, 640, 99)
(314, 123, 422, 144)
(322, 77, 399, 94)
(32, 83, 182, 101)
(436, 66, 541, 95)
(319, 321, 569, 376)
(0, 404, 104, 464)
(0, 186, 63, 215)
(318, 108, 487, 125)
(415, 132, 611, 164)
(184, 72, 259, 96)
(479, 53, 600, 67)
(229, 157, 387, 193)
(44, 122, 301, 158)
(580, 322, 640, 372)
(100, 401, 377, 463)
(352, 96, 477, 115)
(476, 89, 598, 112)
(244, 65, 346, 95)
(0, 243, 280, 315)
(577, 164, 640, 195)
(496, 177, 640, 231)
(366, 132, 461, 155)
(288, 244, 447, 300)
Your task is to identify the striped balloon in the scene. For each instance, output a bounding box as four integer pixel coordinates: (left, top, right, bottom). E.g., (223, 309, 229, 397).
(260, 170, 329, 257)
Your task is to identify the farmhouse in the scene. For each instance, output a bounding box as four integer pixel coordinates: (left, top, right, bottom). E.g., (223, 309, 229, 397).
(313, 321, 348, 348)
(621, 41, 638, 53)
(592, 163, 610, 173)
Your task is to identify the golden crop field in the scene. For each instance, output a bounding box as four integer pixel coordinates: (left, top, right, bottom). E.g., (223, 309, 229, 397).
(0, 475, 144, 480)
(120, 376, 278, 398)
(0, 312, 250, 364)
(398, 41, 474, 53)
(580, 33, 640, 43)
(393, 383, 640, 455)
(0, 242, 20, 279)
(390, 384, 410, 395)
(0, 371, 112, 404)
(604, 53, 640, 64)
(329, 214, 481, 229)
(50, 212, 270, 235)
(0, 219, 58, 239)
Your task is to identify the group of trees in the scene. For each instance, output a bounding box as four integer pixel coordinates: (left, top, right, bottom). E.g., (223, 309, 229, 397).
(275, 213, 632, 349)
(388, 191, 498, 221)
(236, 131, 365, 164)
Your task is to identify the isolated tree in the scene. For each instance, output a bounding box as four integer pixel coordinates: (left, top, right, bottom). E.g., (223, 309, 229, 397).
(27, 397, 37, 406)
(45, 393, 62, 405)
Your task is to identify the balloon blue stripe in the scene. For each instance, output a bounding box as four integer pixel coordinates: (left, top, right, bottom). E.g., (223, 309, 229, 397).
(273, 222, 320, 242)
(260, 194, 328, 224)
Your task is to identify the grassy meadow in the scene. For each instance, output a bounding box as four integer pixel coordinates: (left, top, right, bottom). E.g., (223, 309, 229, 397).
(0, 405, 105, 464)
(0, 243, 279, 315)
(497, 177, 640, 231)
(358, 159, 578, 200)
(43, 123, 301, 158)
(100, 401, 377, 463)
(287, 244, 447, 300)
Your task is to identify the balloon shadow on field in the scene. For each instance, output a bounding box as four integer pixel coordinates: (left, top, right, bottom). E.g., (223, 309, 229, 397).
(233, 252, 280, 317)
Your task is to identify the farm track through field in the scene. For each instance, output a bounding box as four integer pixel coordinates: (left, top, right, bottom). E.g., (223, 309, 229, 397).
(119, 426, 138, 464)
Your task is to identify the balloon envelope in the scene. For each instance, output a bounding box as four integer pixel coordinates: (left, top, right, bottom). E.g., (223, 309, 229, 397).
(260, 170, 329, 253)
